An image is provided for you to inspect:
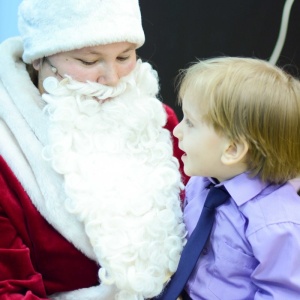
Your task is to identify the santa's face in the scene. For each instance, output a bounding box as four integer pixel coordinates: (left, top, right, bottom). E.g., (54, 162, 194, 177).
(33, 42, 137, 94)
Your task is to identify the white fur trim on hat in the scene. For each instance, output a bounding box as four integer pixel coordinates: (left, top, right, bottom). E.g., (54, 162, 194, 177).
(18, 0, 145, 63)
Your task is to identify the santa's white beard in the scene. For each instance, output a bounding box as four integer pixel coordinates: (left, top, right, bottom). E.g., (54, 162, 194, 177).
(42, 61, 186, 300)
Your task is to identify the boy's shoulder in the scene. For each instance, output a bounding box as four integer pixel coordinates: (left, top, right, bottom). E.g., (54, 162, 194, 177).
(185, 174, 300, 226)
(226, 177, 300, 239)
(239, 181, 300, 225)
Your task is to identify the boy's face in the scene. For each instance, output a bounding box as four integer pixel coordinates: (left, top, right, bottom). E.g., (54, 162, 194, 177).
(173, 97, 229, 181)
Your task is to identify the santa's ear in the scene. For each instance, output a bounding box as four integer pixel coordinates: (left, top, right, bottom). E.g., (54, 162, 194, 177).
(32, 59, 42, 71)
(221, 138, 248, 165)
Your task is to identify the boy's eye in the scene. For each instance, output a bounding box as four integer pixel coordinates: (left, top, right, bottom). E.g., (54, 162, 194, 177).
(185, 118, 193, 127)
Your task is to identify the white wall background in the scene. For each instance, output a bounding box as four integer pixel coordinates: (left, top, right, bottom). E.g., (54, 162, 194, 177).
(0, 0, 22, 42)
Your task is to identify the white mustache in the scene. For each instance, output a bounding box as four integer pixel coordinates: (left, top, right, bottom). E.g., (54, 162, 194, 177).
(43, 74, 132, 101)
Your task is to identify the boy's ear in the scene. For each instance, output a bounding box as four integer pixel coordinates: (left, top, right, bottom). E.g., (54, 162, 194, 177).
(221, 138, 249, 165)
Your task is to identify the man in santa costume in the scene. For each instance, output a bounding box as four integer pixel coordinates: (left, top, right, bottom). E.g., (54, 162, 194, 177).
(0, 0, 186, 299)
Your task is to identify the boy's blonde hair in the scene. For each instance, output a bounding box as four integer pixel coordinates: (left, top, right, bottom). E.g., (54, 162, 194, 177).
(178, 57, 300, 184)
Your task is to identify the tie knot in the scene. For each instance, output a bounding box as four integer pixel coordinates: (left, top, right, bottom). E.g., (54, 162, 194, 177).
(204, 186, 230, 210)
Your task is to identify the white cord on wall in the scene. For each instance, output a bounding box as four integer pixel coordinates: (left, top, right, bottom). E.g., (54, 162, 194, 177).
(269, 0, 295, 65)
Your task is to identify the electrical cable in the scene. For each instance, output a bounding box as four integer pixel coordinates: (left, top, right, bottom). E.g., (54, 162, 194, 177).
(269, 0, 294, 65)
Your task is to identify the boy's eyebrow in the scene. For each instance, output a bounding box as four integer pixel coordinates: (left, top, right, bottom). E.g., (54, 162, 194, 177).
(182, 108, 189, 117)
(182, 107, 193, 118)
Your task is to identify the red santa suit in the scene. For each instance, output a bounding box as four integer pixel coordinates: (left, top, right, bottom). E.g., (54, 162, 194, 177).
(0, 37, 186, 299)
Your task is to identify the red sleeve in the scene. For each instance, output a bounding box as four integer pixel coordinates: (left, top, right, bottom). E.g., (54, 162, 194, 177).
(0, 156, 99, 299)
(163, 104, 189, 185)
(0, 170, 48, 299)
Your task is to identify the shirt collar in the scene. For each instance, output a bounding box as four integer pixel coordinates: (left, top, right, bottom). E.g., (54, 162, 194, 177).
(209, 173, 269, 206)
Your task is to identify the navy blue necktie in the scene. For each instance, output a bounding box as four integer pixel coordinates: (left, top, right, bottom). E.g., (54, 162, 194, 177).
(156, 185, 230, 300)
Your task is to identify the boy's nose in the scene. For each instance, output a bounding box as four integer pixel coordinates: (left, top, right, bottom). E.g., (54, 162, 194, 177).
(173, 122, 182, 140)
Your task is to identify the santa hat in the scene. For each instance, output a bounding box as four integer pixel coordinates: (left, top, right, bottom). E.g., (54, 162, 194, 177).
(18, 0, 145, 63)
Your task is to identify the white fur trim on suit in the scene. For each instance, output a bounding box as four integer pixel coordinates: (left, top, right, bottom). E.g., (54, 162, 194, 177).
(0, 37, 97, 260)
(18, 0, 145, 63)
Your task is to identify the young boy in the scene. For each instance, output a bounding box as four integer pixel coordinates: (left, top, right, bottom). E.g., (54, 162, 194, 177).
(173, 57, 300, 299)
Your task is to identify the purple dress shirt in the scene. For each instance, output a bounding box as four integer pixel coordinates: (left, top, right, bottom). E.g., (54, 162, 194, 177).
(184, 173, 300, 299)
